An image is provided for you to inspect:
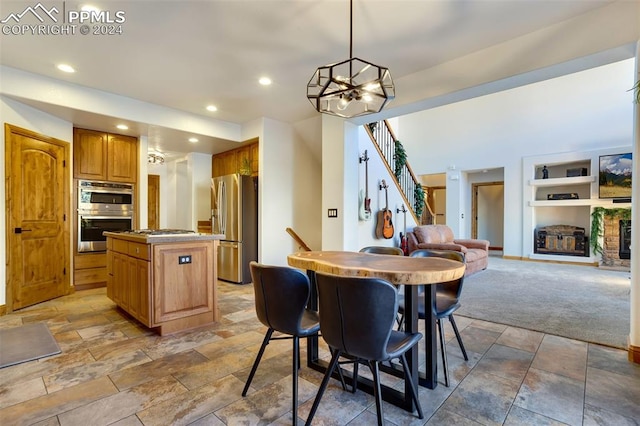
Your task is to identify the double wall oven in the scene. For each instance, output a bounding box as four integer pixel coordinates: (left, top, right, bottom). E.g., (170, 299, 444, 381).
(77, 180, 134, 253)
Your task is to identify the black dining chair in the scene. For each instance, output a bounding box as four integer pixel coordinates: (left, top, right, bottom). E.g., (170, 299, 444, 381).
(305, 272, 424, 426)
(359, 246, 405, 256)
(397, 249, 469, 387)
(242, 261, 320, 426)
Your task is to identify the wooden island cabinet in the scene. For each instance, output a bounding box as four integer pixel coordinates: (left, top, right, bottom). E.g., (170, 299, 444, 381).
(105, 231, 223, 335)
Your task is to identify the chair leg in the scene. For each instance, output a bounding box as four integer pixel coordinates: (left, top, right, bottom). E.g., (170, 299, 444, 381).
(305, 349, 342, 426)
(398, 353, 424, 419)
(437, 318, 450, 387)
(397, 313, 405, 331)
(292, 336, 299, 426)
(368, 361, 384, 426)
(352, 360, 359, 393)
(242, 328, 274, 396)
(449, 315, 469, 361)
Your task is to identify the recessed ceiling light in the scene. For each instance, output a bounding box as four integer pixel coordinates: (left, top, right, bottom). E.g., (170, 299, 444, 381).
(57, 64, 75, 73)
(206, 105, 218, 112)
(259, 77, 272, 86)
(116, 124, 129, 130)
(189, 138, 199, 143)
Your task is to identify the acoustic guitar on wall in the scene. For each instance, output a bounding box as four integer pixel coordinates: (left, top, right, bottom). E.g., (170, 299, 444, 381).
(376, 179, 394, 239)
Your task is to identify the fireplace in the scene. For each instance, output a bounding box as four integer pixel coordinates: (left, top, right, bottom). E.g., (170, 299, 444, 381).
(601, 215, 631, 269)
(619, 220, 631, 260)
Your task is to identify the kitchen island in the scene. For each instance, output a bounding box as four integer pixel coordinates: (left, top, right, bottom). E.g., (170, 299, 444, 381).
(104, 230, 224, 335)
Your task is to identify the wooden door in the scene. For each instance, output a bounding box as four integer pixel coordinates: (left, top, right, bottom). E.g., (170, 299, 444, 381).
(148, 174, 160, 229)
(5, 124, 70, 311)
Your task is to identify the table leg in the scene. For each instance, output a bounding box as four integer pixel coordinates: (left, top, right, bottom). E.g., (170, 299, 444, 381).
(420, 284, 438, 389)
(306, 270, 319, 366)
(402, 283, 420, 411)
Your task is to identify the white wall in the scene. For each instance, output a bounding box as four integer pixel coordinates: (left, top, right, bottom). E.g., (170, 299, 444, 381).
(188, 152, 213, 229)
(398, 58, 636, 257)
(260, 118, 323, 266)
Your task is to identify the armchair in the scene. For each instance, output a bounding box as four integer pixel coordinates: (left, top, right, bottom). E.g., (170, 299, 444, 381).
(406, 225, 489, 275)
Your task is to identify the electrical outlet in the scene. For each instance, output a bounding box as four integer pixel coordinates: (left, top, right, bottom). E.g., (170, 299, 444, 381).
(178, 255, 192, 264)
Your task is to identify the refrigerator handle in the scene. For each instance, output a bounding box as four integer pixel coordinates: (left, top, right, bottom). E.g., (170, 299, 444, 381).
(218, 180, 226, 236)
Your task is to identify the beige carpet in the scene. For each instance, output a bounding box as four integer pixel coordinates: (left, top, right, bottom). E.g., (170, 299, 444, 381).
(457, 257, 631, 349)
(0, 322, 61, 368)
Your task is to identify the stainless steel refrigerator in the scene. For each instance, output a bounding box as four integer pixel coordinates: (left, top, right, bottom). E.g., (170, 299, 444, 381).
(211, 174, 258, 284)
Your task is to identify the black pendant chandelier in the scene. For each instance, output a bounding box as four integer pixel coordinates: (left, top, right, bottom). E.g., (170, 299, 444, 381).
(306, 0, 395, 118)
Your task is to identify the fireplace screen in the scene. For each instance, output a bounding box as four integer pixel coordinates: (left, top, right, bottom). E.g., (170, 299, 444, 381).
(535, 225, 589, 257)
(619, 220, 631, 260)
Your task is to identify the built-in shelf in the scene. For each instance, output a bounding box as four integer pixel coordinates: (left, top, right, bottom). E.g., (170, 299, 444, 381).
(528, 175, 595, 187)
(523, 149, 630, 264)
(529, 199, 594, 207)
(528, 253, 597, 264)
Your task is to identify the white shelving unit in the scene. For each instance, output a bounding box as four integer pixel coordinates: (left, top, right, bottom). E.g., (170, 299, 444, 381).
(522, 150, 630, 264)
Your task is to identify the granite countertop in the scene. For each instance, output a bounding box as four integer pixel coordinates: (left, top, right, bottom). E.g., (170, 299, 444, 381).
(103, 230, 224, 244)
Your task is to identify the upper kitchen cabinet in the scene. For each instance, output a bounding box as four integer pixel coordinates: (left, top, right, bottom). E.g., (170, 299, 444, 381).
(74, 128, 138, 183)
(212, 140, 259, 178)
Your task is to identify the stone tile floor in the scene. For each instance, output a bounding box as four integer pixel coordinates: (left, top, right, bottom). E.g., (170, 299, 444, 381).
(0, 281, 638, 425)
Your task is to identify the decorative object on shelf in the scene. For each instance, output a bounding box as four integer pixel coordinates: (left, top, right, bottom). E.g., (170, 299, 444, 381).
(394, 139, 406, 180)
(566, 167, 587, 177)
(148, 152, 165, 165)
(358, 150, 372, 221)
(414, 185, 425, 219)
(306, 0, 394, 118)
(590, 207, 631, 255)
(599, 153, 632, 200)
(541, 165, 549, 179)
(534, 225, 588, 257)
(547, 193, 579, 200)
(238, 157, 252, 176)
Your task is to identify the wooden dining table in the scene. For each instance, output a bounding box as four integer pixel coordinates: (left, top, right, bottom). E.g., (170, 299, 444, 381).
(287, 250, 466, 413)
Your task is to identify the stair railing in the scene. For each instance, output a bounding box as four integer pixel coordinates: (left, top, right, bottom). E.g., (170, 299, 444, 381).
(364, 120, 425, 224)
(286, 227, 312, 252)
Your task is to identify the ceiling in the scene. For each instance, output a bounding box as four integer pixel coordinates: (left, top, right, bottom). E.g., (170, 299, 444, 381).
(0, 0, 624, 157)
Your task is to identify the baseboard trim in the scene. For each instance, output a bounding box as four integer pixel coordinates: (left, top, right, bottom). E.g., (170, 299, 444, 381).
(0, 305, 6, 317)
(501, 255, 598, 267)
(629, 343, 640, 364)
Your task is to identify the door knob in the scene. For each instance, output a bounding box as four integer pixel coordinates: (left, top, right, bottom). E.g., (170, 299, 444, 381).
(14, 228, 32, 234)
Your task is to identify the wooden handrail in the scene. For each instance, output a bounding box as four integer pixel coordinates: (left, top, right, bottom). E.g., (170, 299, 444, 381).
(286, 227, 312, 252)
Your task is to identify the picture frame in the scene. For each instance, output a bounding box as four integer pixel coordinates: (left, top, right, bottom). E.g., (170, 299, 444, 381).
(599, 153, 632, 200)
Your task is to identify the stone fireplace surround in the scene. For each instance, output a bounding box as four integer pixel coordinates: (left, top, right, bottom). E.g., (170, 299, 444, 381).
(601, 213, 631, 270)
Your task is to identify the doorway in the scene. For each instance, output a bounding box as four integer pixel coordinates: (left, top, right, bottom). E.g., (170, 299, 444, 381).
(4, 124, 71, 311)
(148, 174, 160, 229)
(472, 181, 504, 250)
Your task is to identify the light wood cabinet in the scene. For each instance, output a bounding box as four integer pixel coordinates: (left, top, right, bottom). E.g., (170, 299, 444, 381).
(212, 140, 259, 177)
(74, 128, 138, 183)
(74, 253, 107, 289)
(106, 235, 218, 335)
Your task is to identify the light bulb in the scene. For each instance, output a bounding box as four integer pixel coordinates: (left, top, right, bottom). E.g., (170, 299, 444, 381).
(337, 96, 349, 111)
(362, 93, 373, 102)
